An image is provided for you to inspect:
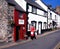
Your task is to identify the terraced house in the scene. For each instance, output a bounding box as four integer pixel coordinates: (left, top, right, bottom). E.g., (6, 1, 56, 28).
(26, 0, 48, 36)
(0, 0, 60, 42)
(35, 0, 60, 29)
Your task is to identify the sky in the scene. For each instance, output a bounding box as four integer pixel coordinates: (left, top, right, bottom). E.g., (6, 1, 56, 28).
(41, 0, 60, 8)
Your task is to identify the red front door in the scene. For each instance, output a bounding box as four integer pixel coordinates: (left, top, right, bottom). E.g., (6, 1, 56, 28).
(14, 9, 27, 41)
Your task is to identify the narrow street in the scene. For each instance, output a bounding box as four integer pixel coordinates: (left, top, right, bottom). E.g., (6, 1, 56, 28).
(3, 30, 60, 49)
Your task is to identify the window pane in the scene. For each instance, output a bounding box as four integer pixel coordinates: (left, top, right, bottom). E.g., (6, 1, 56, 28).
(19, 13, 23, 18)
(32, 7, 37, 14)
(28, 5, 32, 12)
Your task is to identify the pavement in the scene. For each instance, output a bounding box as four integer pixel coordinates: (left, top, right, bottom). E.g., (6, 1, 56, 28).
(0, 29, 60, 49)
(54, 42, 60, 49)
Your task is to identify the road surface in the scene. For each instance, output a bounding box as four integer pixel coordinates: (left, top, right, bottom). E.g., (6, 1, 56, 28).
(3, 30, 60, 49)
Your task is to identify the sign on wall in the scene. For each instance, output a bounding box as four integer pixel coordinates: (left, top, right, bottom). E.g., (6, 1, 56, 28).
(19, 19, 24, 24)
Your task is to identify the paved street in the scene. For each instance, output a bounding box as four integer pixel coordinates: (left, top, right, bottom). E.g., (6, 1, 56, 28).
(3, 30, 60, 49)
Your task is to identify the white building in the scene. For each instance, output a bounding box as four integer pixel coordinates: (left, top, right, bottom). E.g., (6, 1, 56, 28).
(7, 0, 60, 36)
(57, 14, 60, 28)
(25, 0, 48, 35)
(35, 0, 60, 29)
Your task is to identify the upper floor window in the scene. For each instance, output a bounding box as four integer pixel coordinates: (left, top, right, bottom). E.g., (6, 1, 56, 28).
(28, 5, 32, 12)
(44, 12, 47, 17)
(55, 15, 57, 20)
(32, 7, 37, 14)
(19, 13, 23, 18)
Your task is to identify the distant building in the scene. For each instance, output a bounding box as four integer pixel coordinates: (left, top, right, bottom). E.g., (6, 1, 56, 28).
(56, 6, 60, 15)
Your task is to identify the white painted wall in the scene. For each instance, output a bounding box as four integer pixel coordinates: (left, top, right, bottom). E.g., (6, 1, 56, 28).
(28, 13, 47, 30)
(51, 11, 56, 21)
(48, 9, 52, 29)
(57, 15, 60, 28)
(48, 9, 51, 19)
(37, 9, 44, 15)
(15, 0, 26, 11)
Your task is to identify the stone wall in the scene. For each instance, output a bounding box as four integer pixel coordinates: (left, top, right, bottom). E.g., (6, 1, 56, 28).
(0, 0, 14, 40)
(0, 0, 8, 39)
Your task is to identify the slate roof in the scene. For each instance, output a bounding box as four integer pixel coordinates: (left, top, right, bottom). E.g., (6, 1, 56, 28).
(6, 0, 47, 12)
(25, 0, 47, 12)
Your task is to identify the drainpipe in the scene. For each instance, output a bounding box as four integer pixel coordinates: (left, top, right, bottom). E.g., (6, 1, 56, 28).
(47, 8, 48, 29)
(26, 3, 29, 35)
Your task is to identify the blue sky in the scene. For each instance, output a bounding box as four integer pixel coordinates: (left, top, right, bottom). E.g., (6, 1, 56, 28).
(42, 0, 60, 8)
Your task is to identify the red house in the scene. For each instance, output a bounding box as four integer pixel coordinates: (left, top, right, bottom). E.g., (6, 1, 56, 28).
(7, 0, 27, 42)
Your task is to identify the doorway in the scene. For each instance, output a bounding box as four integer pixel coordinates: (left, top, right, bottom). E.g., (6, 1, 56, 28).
(16, 26, 20, 41)
(31, 21, 37, 29)
(38, 22, 42, 34)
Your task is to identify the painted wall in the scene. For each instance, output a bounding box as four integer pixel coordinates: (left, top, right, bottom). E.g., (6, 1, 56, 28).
(51, 11, 56, 21)
(48, 9, 52, 29)
(37, 9, 44, 15)
(57, 15, 60, 28)
(28, 13, 47, 30)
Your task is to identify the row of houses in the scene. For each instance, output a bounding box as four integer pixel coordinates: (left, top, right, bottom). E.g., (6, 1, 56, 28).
(0, 0, 60, 42)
